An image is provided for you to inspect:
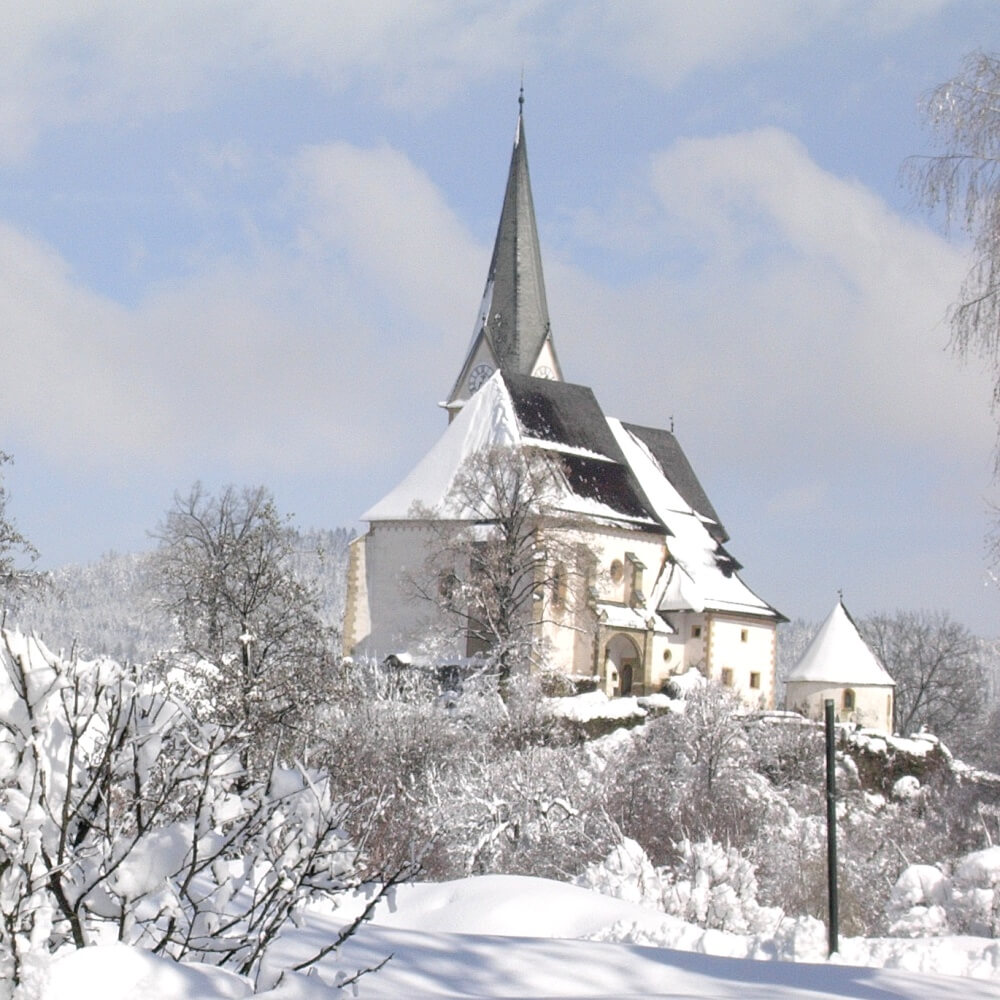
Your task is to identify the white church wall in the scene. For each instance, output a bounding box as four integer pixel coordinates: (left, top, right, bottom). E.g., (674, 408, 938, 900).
(352, 521, 464, 662)
(342, 533, 371, 656)
(587, 528, 666, 608)
(679, 612, 708, 673)
(706, 614, 776, 709)
(648, 631, 687, 691)
(785, 680, 894, 733)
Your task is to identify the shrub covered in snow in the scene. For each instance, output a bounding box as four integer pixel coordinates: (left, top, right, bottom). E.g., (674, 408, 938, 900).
(574, 838, 664, 909)
(0, 630, 396, 995)
(660, 838, 783, 935)
(889, 847, 1000, 938)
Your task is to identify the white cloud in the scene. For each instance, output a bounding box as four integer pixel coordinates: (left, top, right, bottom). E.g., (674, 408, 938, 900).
(0, 2, 549, 163)
(562, 0, 951, 90)
(551, 127, 990, 481)
(293, 142, 482, 335)
(0, 140, 492, 478)
(0, 2, 956, 163)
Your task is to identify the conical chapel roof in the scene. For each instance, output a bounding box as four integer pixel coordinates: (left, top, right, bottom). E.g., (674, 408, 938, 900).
(447, 95, 560, 408)
(787, 600, 895, 687)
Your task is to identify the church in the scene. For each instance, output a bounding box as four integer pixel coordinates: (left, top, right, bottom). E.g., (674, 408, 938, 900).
(343, 97, 784, 706)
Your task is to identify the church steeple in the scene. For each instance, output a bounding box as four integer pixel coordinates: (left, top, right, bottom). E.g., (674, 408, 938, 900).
(445, 93, 562, 416)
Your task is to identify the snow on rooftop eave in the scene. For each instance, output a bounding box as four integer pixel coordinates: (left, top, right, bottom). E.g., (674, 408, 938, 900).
(363, 371, 521, 522)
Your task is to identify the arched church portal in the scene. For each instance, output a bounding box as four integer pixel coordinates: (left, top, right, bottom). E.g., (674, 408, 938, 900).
(605, 633, 642, 697)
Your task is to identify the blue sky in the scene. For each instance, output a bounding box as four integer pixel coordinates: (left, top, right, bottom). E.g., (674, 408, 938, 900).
(2, 2, 999, 634)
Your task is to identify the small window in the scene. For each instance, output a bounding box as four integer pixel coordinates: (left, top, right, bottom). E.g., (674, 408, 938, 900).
(609, 559, 624, 583)
(662, 649, 672, 663)
(843, 688, 856, 711)
(438, 569, 457, 600)
(740, 629, 749, 643)
(749, 671, 761, 689)
(691, 625, 702, 639)
(721, 667, 733, 687)
(551, 562, 567, 609)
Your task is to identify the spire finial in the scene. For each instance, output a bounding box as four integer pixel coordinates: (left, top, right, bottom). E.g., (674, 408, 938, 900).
(519, 69, 525, 111)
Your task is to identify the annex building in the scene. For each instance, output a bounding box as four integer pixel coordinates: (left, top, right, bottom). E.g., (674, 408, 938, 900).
(343, 98, 785, 706)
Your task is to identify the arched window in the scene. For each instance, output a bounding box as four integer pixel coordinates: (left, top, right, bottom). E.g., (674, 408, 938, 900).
(842, 688, 856, 712)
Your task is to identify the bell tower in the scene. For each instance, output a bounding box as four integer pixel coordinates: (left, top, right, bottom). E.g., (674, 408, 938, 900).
(444, 91, 563, 420)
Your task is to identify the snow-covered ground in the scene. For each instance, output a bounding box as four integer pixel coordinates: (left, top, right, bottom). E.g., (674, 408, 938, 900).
(42, 873, 1000, 999)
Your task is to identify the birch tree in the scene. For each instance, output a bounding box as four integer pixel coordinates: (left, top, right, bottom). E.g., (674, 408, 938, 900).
(907, 51, 1000, 463)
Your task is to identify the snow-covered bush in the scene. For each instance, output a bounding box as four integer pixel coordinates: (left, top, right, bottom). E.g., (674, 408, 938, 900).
(889, 847, 1000, 938)
(604, 686, 773, 865)
(574, 838, 664, 908)
(0, 629, 394, 995)
(660, 838, 782, 935)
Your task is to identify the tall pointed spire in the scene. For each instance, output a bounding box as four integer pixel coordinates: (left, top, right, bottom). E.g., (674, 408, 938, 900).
(445, 92, 562, 416)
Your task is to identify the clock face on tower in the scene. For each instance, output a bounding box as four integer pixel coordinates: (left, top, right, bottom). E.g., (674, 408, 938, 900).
(535, 365, 555, 379)
(468, 363, 494, 393)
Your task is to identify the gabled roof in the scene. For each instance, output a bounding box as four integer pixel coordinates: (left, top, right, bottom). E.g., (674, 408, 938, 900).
(787, 601, 894, 687)
(365, 371, 656, 528)
(608, 419, 782, 621)
(622, 422, 727, 542)
(447, 97, 561, 408)
(505, 374, 659, 525)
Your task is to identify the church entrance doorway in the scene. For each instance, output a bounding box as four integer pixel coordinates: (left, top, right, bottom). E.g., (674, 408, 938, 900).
(605, 633, 642, 697)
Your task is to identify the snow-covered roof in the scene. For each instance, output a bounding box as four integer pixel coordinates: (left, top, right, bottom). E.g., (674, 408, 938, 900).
(366, 373, 782, 622)
(364, 372, 659, 528)
(597, 602, 673, 634)
(608, 419, 781, 621)
(364, 371, 519, 520)
(787, 601, 895, 687)
(622, 422, 727, 542)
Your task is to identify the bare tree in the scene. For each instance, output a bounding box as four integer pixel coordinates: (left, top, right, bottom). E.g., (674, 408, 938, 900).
(153, 483, 335, 766)
(0, 451, 42, 606)
(410, 445, 582, 691)
(860, 609, 983, 741)
(906, 51, 1000, 461)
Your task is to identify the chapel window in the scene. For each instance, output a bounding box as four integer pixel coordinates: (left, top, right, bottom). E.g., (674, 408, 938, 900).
(551, 562, 567, 609)
(843, 688, 856, 711)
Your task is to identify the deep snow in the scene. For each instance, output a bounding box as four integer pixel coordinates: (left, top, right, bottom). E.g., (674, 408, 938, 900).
(42, 873, 1000, 999)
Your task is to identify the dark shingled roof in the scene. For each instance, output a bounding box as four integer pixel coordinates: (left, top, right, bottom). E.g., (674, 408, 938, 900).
(621, 422, 729, 543)
(504, 373, 661, 527)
